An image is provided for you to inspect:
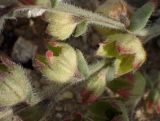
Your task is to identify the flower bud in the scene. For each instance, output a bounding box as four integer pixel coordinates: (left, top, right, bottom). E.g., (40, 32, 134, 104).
(45, 11, 78, 40)
(81, 69, 107, 103)
(35, 43, 77, 83)
(0, 60, 33, 107)
(97, 33, 146, 76)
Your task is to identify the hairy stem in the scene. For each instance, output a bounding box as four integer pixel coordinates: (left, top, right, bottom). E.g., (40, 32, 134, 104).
(13, 2, 126, 31)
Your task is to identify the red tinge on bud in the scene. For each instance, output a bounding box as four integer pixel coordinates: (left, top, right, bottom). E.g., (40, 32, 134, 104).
(46, 50, 54, 63)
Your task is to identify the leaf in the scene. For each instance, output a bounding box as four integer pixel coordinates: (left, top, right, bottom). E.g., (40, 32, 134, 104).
(74, 20, 88, 37)
(106, 66, 115, 82)
(108, 78, 131, 92)
(129, 1, 155, 32)
(76, 49, 90, 78)
(127, 72, 146, 104)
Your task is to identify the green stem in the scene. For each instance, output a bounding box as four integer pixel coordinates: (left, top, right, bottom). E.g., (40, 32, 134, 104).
(13, 2, 126, 31)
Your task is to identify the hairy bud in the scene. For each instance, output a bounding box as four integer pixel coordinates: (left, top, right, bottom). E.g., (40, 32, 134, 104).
(35, 43, 77, 83)
(0, 60, 33, 107)
(45, 12, 78, 40)
(97, 34, 146, 76)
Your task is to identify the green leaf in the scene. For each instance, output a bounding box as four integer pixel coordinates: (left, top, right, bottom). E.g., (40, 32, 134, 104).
(48, 44, 62, 56)
(106, 66, 115, 82)
(108, 78, 131, 92)
(74, 21, 88, 37)
(76, 50, 90, 78)
(129, 1, 155, 32)
(127, 72, 146, 104)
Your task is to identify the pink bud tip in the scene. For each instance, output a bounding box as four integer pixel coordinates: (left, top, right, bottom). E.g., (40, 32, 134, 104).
(46, 50, 54, 63)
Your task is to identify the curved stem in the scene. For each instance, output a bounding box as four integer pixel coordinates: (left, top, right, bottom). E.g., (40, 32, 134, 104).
(13, 2, 126, 31)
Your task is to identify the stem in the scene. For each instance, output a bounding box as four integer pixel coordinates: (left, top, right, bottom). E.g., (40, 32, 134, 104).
(55, 2, 126, 30)
(13, 2, 126, 31)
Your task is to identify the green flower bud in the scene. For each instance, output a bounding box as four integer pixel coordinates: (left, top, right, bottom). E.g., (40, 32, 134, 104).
(45, 11, 78, 40)
(97, 33, 146, 76)
(0, 62, 33, 107)
(35, 43, 77, 83)
(86, 69, 107, 97)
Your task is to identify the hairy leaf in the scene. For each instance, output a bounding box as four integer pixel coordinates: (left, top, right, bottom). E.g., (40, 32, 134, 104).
(129, 1, 155, 32)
